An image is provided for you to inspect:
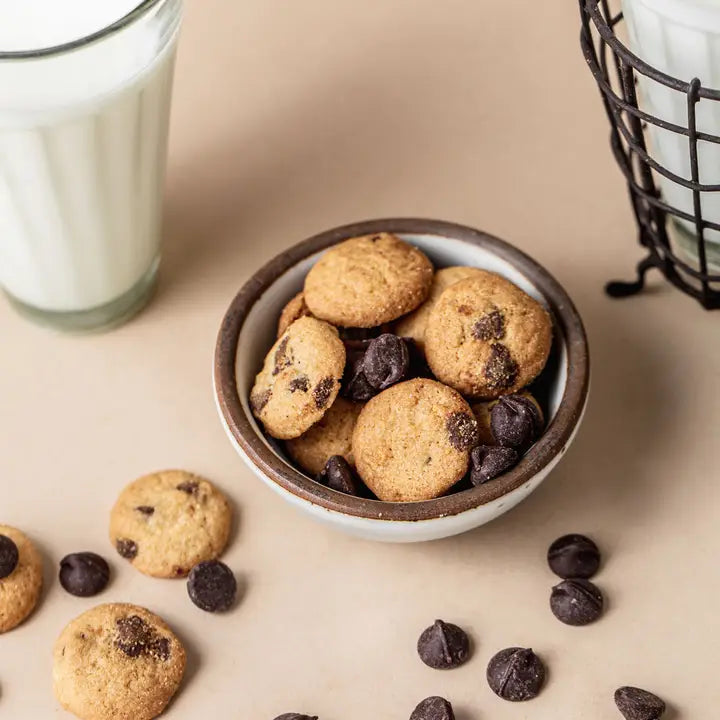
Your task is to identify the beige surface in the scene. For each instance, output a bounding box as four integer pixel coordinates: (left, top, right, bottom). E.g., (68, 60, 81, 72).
(0, 1, 716, 717)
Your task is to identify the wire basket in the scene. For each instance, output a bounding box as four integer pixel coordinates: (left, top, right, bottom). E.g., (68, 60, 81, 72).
(580, 0, 720, 309)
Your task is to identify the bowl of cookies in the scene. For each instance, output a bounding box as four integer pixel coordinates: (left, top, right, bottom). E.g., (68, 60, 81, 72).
(214, 218, 589, 542)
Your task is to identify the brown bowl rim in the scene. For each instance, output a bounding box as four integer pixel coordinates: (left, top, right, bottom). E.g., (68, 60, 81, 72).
(214, 218, 589, 522)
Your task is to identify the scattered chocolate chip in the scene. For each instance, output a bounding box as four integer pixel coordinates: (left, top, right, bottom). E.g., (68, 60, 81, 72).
(410, 696, 455, 720)
(550, 578, 604, 625)
(417, 620, 470, 670)
(341, 340, 376, 401)
(289, 375, 310, 393)
(548, 534, 601, 579)
(470, 445, 519, 485)
(486, 647, 545, 701)
(273, 714, 318, 720)
(362, 334, 409, 390)
(177, 481, 199, 495)
(115, 615, 170, 661)
(316, 455, 358, 495)
(250, 388, 272, 413)
(446, 412, 479, 451)
(135, 505, 155, 516)
(273, 336, 292, 375)
(313, 377, 335, 408)
(152, 636, 171, 661)
(0, 534, 19, 579)
(59, 552, 110, 597)
(473, 309, 505, 340)
(490, 395, 542, 450)
(484, 343, 519, 391)
(187, 560, 237, 612)
(115, 538, 138, 560)
(614, 687, 666, 720)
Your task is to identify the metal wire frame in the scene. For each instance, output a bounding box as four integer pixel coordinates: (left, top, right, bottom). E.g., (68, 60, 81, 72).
(580, 0, 720, 308)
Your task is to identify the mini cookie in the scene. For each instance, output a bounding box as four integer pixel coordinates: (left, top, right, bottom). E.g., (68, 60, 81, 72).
(352, 379, 477, 502)
(471, 390, 544, 445)
(53, 603, 186, 720)
(250, 316, 345, 440)
(285, 397, 363, 476)
(425, 272, 552, 399)
(304, 233, 434, 327)
(0, 525, 43, 633)
(277, 292, 313, 338)
(109, 470, 231, 578)
(395, 266, 487, 350)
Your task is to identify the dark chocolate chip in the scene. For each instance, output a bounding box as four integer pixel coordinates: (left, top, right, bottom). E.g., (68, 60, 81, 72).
(410, 696, 455, 720)
(59, 552, 110, 597)
(614, 687, 666, 720)
(273, 715, 318, 720)
(115, 538, 138, 560)
(547, 534, 601, 579)
(135, 505, 155, 516)
(417, 620, 470, 670)
(446, 412, 479, 451)
(115, 615, 170, 661)
(0, 534, 19, 579)
(289, 375, 310, 393)
(473, 309, 505, 341)
(550, 578, 604, 626)
(490, 395, 542, 450)
(483, 344, 519, 391)
(250, 388, 272, 413)
(470, 445, 519, 485)
(341, 340, 377, 401)
(153, 637, 171, 661)
(316, 455, 358, 496)
(362, 334, 409, 390)
(313, 377, 335, 408)
(177, 481, 199, 495)
(486, 647, 546, 701)
(187, 560, 237, 612)
(273, 336, 292, 375)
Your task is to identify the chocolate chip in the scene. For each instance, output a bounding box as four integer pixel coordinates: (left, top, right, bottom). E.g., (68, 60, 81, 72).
(548, 534, 601, 579)
(177, 481, 199, 495)
(473, 309, 505, 340)
(187, 560, 237, 612)
(490, 395, 542, 450)
(614, 687, 666, 720)
(316, 455, 358, 495)
(59, 552, 110, 597)
(0, 534, 19, 579)
(470, 445, 519, 485)
(135, 505, 154, 516)
(410, 696, 455, 720)
(313, 377, 335, 408)
(483, 344, 519, 391)
(250, 388, 272, 413)
(362, 334, 409, 390)
(445, 412, 479, 451)
(289, 375, 310, 393)
(115, 615, 170, 661)
(417, 620, 470, 670)
(115, 538, 137, 560)
(273, 336, 292, 375)
(273, 715, 318, 720)
(550, 578, 604, 625)
(153, 636, 171, 661)
(486, 647, 545, 701)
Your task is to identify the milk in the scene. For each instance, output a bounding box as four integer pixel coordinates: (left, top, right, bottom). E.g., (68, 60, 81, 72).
(0, 0, 183, 324)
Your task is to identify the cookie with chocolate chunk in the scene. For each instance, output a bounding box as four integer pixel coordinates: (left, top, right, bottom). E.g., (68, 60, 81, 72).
(425, 272, 552, 399)
(471, 390, 544, 445)
(109, 470, 231, 578)
(250, 316, 346, 440)
(277, 292, 313, 338)
(0, 524, 43, 633)
(52, 603, 186, 720)
(304, 233, 434, 328)
(352, 379, 477, 501)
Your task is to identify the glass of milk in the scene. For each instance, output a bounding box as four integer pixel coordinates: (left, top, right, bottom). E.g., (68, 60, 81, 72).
(0, 0, 183, 331)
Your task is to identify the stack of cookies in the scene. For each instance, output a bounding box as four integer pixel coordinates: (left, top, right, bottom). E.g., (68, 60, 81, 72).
(249, 233, 553, 502)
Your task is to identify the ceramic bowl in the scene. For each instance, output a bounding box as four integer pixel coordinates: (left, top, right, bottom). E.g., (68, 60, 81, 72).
(214, 219, 589, 542)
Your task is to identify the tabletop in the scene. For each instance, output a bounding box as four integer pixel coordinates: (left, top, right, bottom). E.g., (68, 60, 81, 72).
(1, 1, 717, 718)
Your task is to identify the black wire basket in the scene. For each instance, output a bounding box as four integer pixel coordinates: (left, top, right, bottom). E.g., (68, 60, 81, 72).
(580, 0, 720, 309)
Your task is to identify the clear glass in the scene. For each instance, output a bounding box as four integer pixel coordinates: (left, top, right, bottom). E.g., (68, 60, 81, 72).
(0, 0, 183, 331)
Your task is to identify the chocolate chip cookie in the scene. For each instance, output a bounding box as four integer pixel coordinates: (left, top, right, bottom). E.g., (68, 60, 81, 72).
(109, 470, 231, 578)
(250, 316, 346, 440)
(303, 233, 434, 327)
(277, 291, 313, 338)
(52, 603, 186, 720)
(352, 378, 477, 501)
(0, 524, 43, 633)
(425, 272, 552, 398)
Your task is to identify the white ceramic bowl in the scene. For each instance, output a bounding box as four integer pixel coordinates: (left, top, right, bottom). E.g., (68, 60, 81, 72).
(214, 219, 589, 542)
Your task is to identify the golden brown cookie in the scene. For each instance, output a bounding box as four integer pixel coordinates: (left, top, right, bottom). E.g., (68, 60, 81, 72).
(303, 233, 434, 328)
(250, 316, 346, 440)
(109, 470, 231, 578)
(52, 603, 186, 720)
(425, 272, 552, 399)
(352, 379, 478, 502)
(285, 397, 363, 476)
(0, 524, 43, 633)
(471, 390, 544, 445)
(277, 291, 313, 338)
(395, 266, 487, 350)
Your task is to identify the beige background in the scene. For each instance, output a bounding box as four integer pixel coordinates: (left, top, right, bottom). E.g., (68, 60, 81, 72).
(1, 0, 717, 717)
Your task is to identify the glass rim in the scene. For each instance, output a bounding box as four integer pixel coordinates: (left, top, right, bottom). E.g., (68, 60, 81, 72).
(0, 0, 165, 61)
